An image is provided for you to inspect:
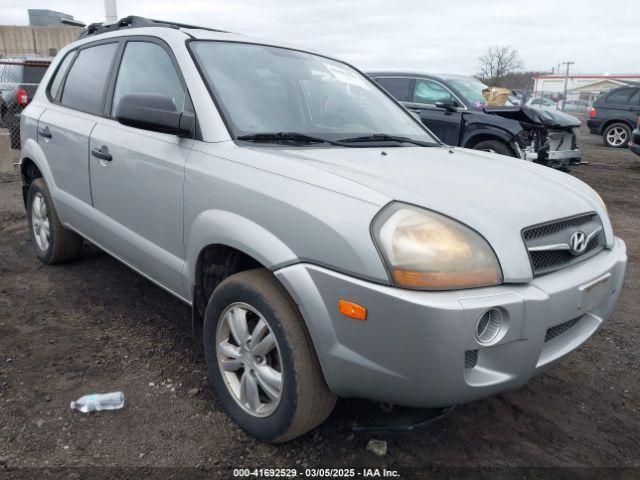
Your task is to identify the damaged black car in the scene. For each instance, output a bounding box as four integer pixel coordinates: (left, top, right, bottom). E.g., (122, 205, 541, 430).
(368, 72, 581, 169)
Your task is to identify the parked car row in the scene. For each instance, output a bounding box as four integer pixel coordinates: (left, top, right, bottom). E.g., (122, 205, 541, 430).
(0, 58, 51, 149)
(18, 16, 627, 443)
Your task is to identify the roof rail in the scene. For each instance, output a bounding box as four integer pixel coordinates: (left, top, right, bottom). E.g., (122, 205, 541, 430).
(77, 16, 229, 39)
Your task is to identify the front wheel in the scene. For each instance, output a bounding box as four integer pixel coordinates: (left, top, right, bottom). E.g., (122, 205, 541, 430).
(603, 123, 631, 148)
(203, 268, 336, 442)
(27, 178, 83, 264)
(471, 139, 515, 157)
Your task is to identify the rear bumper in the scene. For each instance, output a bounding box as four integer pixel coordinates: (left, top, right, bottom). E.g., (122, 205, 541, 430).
(587, 119, 602, 134)
(275, 238, 627, 407)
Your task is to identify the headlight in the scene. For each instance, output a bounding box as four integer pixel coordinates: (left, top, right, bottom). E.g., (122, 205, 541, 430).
(372, 203, 502, 290)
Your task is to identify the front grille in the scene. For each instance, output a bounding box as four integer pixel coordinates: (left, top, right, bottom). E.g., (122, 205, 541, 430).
(464, 350, 478, 369)
(545, 317, 582, 342)
(523, 213, 596, 240)
(523, 213, 606, 276)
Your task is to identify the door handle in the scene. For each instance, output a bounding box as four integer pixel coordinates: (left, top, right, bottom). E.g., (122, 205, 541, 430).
(38, 126, 52, 139)
(91, 145, 112, 162)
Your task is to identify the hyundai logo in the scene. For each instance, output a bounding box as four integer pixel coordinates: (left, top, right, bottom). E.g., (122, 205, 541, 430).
(570, 231, 588, 255)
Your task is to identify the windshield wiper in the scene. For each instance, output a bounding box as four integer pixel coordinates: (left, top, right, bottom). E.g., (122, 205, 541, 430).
(337, 134, 438, 147)
(237, 132, 342, 146)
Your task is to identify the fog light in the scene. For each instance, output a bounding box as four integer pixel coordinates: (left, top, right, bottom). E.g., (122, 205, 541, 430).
(476, 308, 503, 344)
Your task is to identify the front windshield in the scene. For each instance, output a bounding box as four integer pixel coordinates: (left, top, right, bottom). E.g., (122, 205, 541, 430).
(446, 77, 489, 108)
(190, 41, 437, 144)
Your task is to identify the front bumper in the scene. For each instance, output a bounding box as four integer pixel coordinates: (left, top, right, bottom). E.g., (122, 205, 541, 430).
(275, 238, 627, 407)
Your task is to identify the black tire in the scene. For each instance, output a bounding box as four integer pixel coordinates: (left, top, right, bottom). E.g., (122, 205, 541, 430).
(3, 112, 20, 149)
(203, 268, 336, 443)
(471, 139, 515, 157)
(26, 178, 83, 264)
(602, 122, 631, 148)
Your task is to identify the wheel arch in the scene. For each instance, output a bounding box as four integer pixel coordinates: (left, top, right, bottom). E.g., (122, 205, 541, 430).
(186, 210, 299, 333)
(602, 119, 635, 133)
(463, 132, 517, 156)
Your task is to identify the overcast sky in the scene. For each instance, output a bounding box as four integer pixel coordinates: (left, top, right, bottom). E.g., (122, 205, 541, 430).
(3, 0, 639, 74)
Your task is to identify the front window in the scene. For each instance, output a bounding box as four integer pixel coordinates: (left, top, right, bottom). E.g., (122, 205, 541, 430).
(189, 41, 436, 144)
(445, 77, 489, 108)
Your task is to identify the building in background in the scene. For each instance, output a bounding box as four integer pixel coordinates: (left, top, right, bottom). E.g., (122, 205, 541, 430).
(0, 10, 81, 58)
(27, 9, 75, 26)
(534, 73, 640, 101)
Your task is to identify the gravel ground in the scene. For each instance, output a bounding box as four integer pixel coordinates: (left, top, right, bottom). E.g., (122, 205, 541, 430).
(0, 124, 639, 478)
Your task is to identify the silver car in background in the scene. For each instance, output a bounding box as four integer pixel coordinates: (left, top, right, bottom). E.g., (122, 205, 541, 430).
(19, 17, 626, 442)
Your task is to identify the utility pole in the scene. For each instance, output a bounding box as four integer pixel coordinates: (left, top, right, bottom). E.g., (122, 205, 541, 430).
(561, 61, 575, 112)
(104, 0, 118, 22)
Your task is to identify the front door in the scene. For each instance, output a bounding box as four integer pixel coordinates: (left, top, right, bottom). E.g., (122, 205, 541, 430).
(403, 78, 463, 146)
(88, 39, 193, 298)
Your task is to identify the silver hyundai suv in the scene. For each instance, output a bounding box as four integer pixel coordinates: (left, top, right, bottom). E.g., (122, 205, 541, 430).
(19, 17, 627, 442)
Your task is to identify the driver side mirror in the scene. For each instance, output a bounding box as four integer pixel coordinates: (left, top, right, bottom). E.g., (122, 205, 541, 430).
(115, 93, 194, 138)
(434, 101, 459, 113)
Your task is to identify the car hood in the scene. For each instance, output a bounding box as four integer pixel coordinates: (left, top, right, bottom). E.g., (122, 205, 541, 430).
(248, 145, 610, 281)
(483, 105, 581, 128)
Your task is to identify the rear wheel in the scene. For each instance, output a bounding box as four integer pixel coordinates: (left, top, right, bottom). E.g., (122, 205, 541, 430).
(27, 178, 83, 264)
(471, 139, 515, 157)
(203, 268, 336, 442)
(603, 123, 631, 148)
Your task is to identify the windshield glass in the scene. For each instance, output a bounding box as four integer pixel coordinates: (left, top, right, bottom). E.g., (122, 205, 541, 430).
(190, 41, 437, 144)
(445, 77, 488, 108)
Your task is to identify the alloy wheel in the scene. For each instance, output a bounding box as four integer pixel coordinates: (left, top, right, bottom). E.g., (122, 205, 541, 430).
(607, 126, 628, 147)
(31, 192, 50, 251)
(216, 302, 283, 417)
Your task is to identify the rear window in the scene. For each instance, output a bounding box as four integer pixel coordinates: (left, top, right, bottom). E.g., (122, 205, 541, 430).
(23, 64, 48, 85)
(60, 42, 118, 115)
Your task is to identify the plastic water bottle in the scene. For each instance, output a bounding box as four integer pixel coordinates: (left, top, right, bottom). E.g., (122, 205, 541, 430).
(70, 392, 124, 412)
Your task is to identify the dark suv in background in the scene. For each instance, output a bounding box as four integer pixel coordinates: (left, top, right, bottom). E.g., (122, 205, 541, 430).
(369, 72, 582, 169)
(0, 58, 51, 148)
(587, 85, 640, 148)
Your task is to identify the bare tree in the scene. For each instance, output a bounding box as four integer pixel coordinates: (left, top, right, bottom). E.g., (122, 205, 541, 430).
(477, 46, 523, 87)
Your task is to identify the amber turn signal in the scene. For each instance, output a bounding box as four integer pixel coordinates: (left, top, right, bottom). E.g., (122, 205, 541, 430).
(338, 300, 367, 321)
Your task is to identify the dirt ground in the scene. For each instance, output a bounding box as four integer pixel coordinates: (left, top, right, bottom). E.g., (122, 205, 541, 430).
(0, 124, 639, 478)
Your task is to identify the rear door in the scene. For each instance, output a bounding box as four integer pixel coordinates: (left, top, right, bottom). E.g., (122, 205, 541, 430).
(88, 38, 194, 297)
(37, 41, 119, 229)
(602, 87, 637, 126)
(403, 78, 464, 145)
(628, 89, 640, 122)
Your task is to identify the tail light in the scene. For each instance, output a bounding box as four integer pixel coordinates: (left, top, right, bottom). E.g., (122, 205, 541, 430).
(637, 116, 640, 128)
(588, 107, 597, 118)
(16, 88, 29, 106)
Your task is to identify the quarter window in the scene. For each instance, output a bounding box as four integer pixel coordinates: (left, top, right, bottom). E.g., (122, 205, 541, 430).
(605, 88, 634, 105)
(111, 42, 185, 116)
(629, 90, 640, 106)
(413, 79, 457, 106)
(375, 77, 413, 102)
(48, 52, 75, 100)
(61, 42, 118, 115)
